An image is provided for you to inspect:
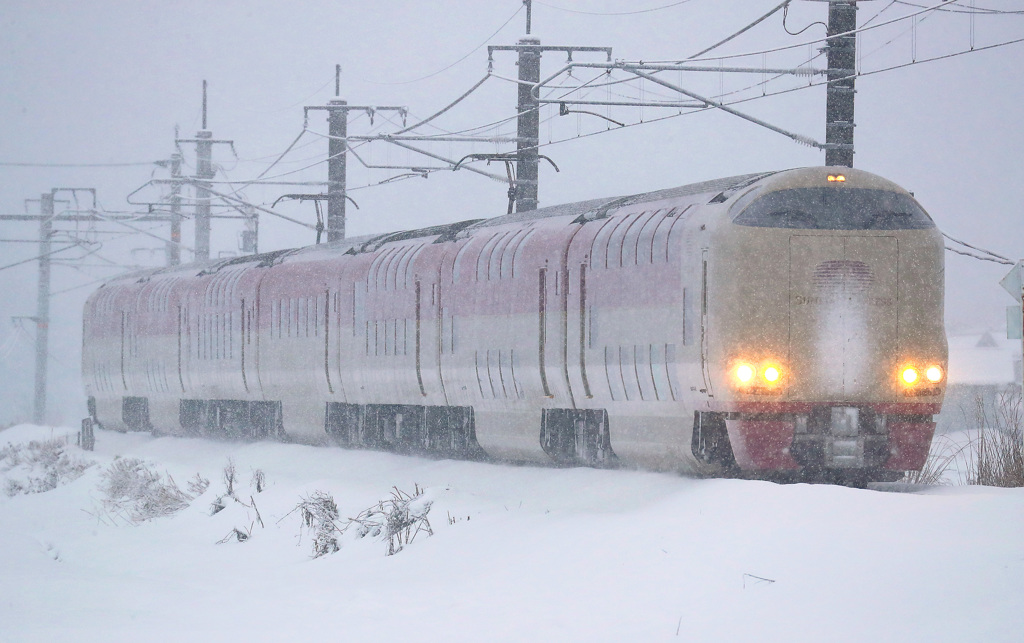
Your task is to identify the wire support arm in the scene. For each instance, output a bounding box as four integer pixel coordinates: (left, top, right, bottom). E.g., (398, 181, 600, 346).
(384, 140, 509, 183)
(625, 68, 833, 150)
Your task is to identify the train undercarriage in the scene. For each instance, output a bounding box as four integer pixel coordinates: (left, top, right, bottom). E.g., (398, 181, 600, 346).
(95, 394, 929, 486)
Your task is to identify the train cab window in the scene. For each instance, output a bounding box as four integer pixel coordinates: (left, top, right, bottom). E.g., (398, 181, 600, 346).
(732, 188, 935, 230)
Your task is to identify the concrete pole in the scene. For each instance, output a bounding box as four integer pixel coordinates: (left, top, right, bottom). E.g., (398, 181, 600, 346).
(33, 192, 53, 424)
(515, 36, 542, 212)
(327, 99, 348, 242)
(825, 1, 857, 167)
(195, 80, 213, 262)
(168, 152, 182, 265)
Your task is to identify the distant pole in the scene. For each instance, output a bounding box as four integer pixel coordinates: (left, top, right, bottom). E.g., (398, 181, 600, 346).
(825, 0, 857, 167)
(195, 80, 213, 261)
(515, 35, 541, 212)
(33, 192, 53, 424)
(168, 150, 182, 266)
(327, 65, 348, 242)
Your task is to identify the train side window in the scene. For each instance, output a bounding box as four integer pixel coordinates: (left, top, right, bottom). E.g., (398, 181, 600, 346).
(474, 350, 486, 398)
(622, 211, 656, 266)
(380, 247, 402, 291)
(400, 244, 424, 290)
(636, 210, 668, 264)
(608, 213, 640, 268)
(498, 229, 525, 279)
(603, 346, 624, 401)
(509, 227, 535, 278)
(367, 248, 389, 290)
(588, 217, 617, 270)
(666, 343, 682, 400)
(635, 344, 655, 401)
(388, 246, 411, 291)
(651, 211, 677, 263)
(490, 231, 517, 281)
(476, 232, 504, 282)
(452, 239, 473, 284)
(665, 213, 688, 263)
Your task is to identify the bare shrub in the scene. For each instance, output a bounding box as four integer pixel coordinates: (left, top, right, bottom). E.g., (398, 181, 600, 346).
(903, 435, 964, 485)
(98, 457, 192, 523)
(1, 438, 94, 496)
(288, 485, 433, 558)
(223, 458, 237, 497)
(963, 390, 1024, 487)
(188, 473, 210, 496)
(251, 469, 266, 493)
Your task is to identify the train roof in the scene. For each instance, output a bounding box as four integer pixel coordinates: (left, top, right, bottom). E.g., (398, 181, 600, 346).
(93, 166, 908, 290)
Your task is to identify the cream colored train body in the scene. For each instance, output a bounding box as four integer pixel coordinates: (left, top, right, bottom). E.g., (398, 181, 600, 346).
(82, 167, 946, 482)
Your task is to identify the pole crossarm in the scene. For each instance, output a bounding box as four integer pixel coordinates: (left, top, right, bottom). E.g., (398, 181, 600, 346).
(488, 45, 613, 58)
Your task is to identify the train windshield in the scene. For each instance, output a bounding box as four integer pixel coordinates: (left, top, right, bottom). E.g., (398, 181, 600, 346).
(731, 188, 935, 230)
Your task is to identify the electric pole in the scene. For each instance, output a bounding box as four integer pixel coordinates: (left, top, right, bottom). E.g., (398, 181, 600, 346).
(32, 192, 53, 424)
(168, 150, 182, 265)
(196, 81, 213, 260)
(305, 67, 406, 241)
(328, 65, 348, 242)
(489, 1, 611, 212)
(516, 33, 541, 212)
(175, 81, 234, 262)
(825, 0, 857, 167)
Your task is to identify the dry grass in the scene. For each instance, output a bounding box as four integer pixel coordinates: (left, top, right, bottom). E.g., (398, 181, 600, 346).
(288, 484, 434, 558)
(98, 457, 193, 523)
(962, 390, 1023, 487)
(2, 437, 94, 497)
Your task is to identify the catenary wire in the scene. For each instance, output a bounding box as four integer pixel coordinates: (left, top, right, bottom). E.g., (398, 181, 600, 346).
(534, 0, 697, 16)
(362, 5, 522, 85)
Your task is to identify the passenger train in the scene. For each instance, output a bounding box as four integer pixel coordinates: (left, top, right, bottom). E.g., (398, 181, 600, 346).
(82, 166, 947, 484)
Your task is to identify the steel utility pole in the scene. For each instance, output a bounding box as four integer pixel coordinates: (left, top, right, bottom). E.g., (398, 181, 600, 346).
(305, 67, 406, 241)
(32, 192, 53, 424)
(825, 0, 857, 167)
(175, 81, 234, 262)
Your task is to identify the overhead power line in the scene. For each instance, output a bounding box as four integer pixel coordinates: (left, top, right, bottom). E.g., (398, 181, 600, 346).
(683, 0, 964, 62)
(363, 5, 523, 85)
(0, 161, 157, 168)
(535, 0, 697, 16)
(688, 0, 793, 60)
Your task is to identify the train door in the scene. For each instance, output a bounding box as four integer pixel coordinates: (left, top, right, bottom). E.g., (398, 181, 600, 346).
(789, 235, 898, 400)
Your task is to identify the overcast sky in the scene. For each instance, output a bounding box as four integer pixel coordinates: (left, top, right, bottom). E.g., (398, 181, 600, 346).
(2, 0, 1022, 424)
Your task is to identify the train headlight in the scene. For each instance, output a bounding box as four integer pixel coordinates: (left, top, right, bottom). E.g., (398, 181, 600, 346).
(763, 366, 780, 383)
(736, 364, 755, 383)
(901, 368, 918, 385)
(926, 366, 943, 383)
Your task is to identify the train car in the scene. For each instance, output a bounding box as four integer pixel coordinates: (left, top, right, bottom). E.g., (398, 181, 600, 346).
(82, 166, 947, 483)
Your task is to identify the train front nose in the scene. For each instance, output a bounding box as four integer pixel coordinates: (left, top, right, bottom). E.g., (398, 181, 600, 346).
(787, 234, 898, 402)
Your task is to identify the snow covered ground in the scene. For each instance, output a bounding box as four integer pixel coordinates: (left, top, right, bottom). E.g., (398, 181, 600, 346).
(1, 423, 1022, 642)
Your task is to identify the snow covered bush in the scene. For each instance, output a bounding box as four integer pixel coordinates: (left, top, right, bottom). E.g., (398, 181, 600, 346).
(98, 457, 193, 522)
(291, 484, 434, 558)
(295, 491, 342, 557)
(1, 437, 94, 497)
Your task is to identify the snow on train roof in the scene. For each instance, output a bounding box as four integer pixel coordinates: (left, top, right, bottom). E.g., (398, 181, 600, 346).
(93, 170, 777, 290)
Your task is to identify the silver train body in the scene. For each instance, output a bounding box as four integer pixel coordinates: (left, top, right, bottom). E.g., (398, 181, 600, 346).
(82, 167, 947, 481)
